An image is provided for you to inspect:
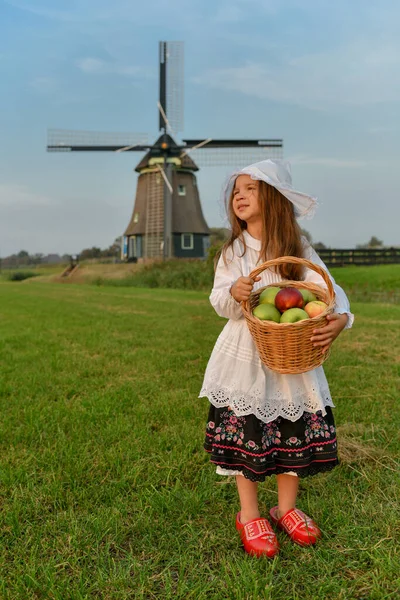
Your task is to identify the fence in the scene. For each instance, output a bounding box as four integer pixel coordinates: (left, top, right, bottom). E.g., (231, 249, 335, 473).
(317, 247, 400, 267)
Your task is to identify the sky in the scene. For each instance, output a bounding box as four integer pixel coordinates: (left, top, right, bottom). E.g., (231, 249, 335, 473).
(1, 0, 399, 257)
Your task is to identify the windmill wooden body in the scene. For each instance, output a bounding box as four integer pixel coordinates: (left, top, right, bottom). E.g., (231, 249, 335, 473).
(123, 133, 210, 260)
(47, 42, 283, 261)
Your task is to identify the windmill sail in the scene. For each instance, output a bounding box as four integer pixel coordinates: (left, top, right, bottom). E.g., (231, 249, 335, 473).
(47, 41, 283, 262)
(47, 129, 148, 151)
(159, 41, 184, 134)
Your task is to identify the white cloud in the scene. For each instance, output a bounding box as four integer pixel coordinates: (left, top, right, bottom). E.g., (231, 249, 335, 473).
(213, 4, 245, 23)
(192, 37, 400, 110)
(30, 76, 57, 94)
(76, 57, 154, 79)
(0, 184, 58, 209)
(288, 155, 368, 168)
(367, 126, 394, 135)
(217, 0, 281, 15)
(4, 0, 198, 25)
(4, 0, 77, 22)
(76, 58, 104, 74)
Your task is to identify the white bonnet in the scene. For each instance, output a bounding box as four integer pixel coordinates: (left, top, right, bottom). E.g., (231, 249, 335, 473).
(222, 159, 318, 219)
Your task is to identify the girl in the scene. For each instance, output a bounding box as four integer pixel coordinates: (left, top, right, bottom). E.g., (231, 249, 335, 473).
(199, 160, 353, 558)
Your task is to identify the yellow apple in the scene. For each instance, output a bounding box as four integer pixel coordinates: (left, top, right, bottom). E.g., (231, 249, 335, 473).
(304, 300, 328, 318)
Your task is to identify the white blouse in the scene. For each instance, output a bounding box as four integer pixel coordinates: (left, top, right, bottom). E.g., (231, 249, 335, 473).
(199, 231, 354, 424)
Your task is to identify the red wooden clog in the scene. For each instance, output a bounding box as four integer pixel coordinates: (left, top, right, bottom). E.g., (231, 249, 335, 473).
(236, 513, 279, 557)
(269, 506, 321, 546)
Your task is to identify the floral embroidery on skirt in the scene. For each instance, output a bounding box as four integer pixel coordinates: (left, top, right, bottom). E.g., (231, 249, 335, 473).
(204, 405, 339, 482)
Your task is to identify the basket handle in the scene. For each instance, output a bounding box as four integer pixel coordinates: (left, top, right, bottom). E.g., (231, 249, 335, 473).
(247, 255, 335, 300)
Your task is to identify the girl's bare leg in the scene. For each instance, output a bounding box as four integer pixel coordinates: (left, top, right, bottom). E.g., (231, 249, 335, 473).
(236, 475, 260, 524)
(276, 473, 299, 518)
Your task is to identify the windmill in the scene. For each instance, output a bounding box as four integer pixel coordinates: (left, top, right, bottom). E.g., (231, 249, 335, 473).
(47, 41, 283, 261)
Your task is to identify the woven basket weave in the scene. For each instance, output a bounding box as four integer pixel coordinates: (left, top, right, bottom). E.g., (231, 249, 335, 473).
(241, 256, 336, 374)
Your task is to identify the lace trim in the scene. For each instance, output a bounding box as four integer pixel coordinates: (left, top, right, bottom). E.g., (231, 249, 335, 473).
(211, 462, 339, 482)
(199, 384, 334, 423)
(216, 466, 298, 477)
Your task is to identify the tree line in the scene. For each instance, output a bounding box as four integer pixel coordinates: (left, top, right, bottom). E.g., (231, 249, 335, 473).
(0, 239, 122, 268)
(209, 229, 386, 250)
(0, 233, 389, 268)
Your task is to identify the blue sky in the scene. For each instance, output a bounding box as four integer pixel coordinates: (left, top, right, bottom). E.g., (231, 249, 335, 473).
(1, 0, 399, 256)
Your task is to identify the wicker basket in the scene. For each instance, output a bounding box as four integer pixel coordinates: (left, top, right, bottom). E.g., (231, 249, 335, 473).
(242, 256, 336, 374)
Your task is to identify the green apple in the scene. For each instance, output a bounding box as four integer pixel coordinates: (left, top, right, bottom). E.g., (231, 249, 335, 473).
(299, 288, 317, 304)
(253, 303, 281, 323)
(259, 286, 281, 305)
(280, 308, 310, 323)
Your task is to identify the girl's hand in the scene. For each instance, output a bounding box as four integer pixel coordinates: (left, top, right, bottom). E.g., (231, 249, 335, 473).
(230, 276, 261, 302)
(310, 313, 348, 354)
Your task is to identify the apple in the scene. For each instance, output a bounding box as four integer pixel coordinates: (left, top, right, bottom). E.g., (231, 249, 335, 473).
(299, 288, 317, 304)
(280, 308, 310, 323)
(304, 300, 328, 318)
(253, 303, 281, 323)
(259, 286, 281, 305)
(275, 287, 304, 312)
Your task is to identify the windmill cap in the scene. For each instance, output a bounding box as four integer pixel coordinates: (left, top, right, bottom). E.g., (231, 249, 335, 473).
(223, 159, 318, 219)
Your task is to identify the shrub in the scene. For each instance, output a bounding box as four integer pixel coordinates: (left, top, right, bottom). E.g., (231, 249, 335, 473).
(95, 258, 214, 291)
(4, 271, 39, 282)
(88, 242, 230, 292)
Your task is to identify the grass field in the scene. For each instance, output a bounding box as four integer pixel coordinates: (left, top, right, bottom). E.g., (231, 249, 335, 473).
(0, 276, 399, 599)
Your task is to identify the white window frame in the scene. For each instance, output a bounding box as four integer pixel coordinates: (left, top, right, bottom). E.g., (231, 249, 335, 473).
(129, 236, 137, 257)
(178, 184, 186, 196)
(181, 233, 194, 250)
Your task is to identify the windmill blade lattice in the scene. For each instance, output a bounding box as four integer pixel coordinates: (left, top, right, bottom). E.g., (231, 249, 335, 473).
(159, 41, 184, 134)
(183, 145, 283, 167)
(47, 129, 149, 151)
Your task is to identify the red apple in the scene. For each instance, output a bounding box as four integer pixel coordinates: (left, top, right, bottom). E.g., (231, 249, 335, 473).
(304, 300, 328, 318)
(275, 287, 304, 312)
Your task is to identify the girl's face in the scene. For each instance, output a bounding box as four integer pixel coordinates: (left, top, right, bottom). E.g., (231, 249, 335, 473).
(232, 175, 262, 224)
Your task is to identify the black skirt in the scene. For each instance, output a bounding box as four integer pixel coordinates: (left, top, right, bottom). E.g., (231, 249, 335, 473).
(204, 405, 339, 482)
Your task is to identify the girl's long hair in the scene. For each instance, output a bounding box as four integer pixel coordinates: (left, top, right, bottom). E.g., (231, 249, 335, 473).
(220, 180, 305, 281)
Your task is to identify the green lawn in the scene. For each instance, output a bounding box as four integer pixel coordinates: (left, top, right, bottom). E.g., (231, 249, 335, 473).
(0, 264, 67, 280)
(330, 264, 400, 302)
(0, 281, 399, 599)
